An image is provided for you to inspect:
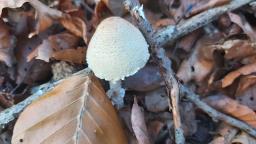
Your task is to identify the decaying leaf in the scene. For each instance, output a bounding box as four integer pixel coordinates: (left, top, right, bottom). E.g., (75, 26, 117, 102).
(12, 74, 127, 144)
(131, 98, 151, 144)
(236, 75, 256, 96)
(0, 19, 15, 67)
(204, 94, 256, 128)
(209, 123, 238, 144)
(228, 12, 256, 41)
(27, 32, 85, 64)
(60, 15, 88, 44)
(177, 33, 222, 83)
(222, 62, 256, 87)
(232, 132, 256, 144)
(124, 65, 163, 92)
(236, 84, 256, 111)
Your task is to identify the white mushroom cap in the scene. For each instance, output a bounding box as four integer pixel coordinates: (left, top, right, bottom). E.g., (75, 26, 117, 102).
(86, 17, 149, 82)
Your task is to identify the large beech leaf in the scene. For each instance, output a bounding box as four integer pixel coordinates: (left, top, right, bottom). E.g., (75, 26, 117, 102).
(12, 74, 127, 144)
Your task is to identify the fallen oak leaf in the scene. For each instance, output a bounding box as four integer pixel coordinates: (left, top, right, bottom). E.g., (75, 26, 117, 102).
(52, 47, 86, 64)
(203, 94, 256, 128)
(222, 62, 256, 87)
(12, 74, 127, 144)
(131, 97, 151, 144)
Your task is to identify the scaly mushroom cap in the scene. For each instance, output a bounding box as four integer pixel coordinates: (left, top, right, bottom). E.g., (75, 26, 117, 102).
(86, 17, 149, 82)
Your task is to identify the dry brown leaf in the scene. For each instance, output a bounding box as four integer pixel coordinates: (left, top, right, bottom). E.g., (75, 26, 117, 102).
(52, 47, 86, 64)
(27, 32, 85, 64)
(60, 15, 88, 44)
(228, 12, 256, 41)
(236, 84, 256, 111)
(204, 94, 256, 128)
(12, 74, 127, 144)
(232, 132, 256, 144)
(177, 33, 223, 83)
(131, 98, 151, 144)
(222, 39, 256, 60)
(222, 62, 256, 87)
(0, 19, 15, 67)
(236, 75, 256, 96)
(209, 123, 238, 144)
(0, 0, 62, 35)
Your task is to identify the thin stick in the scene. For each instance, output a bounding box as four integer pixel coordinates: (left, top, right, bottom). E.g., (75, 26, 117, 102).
(154, 0, 255, 46)
(124, 1, 185, 143)
(180, 85, 256, 137)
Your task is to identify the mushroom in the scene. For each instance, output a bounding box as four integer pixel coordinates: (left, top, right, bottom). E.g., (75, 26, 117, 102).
(86, 16, 149, 108)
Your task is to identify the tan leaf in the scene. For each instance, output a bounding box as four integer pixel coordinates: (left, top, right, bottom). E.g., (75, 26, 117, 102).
(177, 33, 223, 83)
(222, 62, 256, 87)
(228, 12, 256, 41)
(0, 0, 62, 35)
(232, 132, 256, 144)
(60, 15, 88, 44)
(12, 74, 128, 144)
(52, 47, 86, 64)
(204, 95, 256, 128)
(236, 75, 256, 96)
(131, 98, 151, 144)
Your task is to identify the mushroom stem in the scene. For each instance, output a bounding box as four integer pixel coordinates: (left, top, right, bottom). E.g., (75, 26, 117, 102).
(107, 80, 125, 109)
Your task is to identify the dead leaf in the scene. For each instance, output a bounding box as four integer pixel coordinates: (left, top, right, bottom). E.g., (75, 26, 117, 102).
(131, 98, 151, 144)
(12, 74, 127, 144)
(51, 61, 76, 81)
(236, 84, 256, 111)
(204, 94, 256, 128)
(177, 33, 223, 83)
(60, 15, 88, 44)
(124, 65, 163, 92)
(228, 12, 256, 41)
(52, 47, 86, 64)
(27, 32, 85, 64)
(236, 75, 256, 96)
(232, 132, 256, 144)
(0, 19, 15, 67)
(209, 123, 238, 144)
(222, 62, 256, 87)
(0, 0, 62, 35)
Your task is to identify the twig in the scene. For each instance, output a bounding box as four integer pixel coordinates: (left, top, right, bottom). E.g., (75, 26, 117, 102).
(124, 1, 185, 144)
(0, 68, 91, 131)
(180, 85, 256, 137)
(154, 0, 255, 46)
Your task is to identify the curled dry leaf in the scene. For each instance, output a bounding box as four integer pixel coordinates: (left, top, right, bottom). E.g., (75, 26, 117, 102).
(232, 131, 256, 144)
(27, 32, 85, 64)
(204, 94, 256, 128)
(0, 19, 15, 67)
(0, 0, 63, 35)
(12, 74, 127, 144)
(228, 12, 256, 41)
(222, 62, 256, 87)
(60, 15, 88, 44)
(131, 98, 151, 144)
